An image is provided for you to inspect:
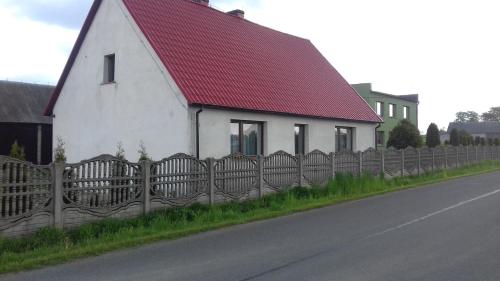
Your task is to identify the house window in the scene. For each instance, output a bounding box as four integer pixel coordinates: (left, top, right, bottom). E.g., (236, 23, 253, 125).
(376, 131, 385, 146)
(103, 54, 115, 83)
(230, 120, 263, 155)
(389, 104, 396, 118)
(403, 106, 409, 119)
(295, 124, 306, 155)
(335, 127, 353, 152)
(376, 102, 384, 116)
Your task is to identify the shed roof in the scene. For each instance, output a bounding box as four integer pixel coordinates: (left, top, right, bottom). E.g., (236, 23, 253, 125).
(46, 0, 381, 123)
(448, 122, 500, 134)
(0, 81, 54, 124)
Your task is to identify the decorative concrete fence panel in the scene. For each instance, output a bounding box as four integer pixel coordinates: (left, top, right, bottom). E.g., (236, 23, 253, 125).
(403, 147, 419, 176)
(419, 147, 434, 173)
(2, 145, 500, 237)
(335, 150, 360, 177)
(384, 148, 402, 177)
(61, 155, 143, 228)
(362, 148, 382, 176)
(433, 146, 446, 169)
(0, 156, 52, 236)
(214, 154, 259, 201)
(150, 154, 209, 209)
(303, 150, 333, 185)
(263, 151, 299, 191)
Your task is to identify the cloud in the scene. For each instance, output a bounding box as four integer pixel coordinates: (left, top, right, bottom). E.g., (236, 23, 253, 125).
(2, 0, 92, 29)
(0, 6, 79, 84)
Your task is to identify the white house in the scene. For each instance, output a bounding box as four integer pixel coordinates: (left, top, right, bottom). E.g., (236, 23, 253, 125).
(45, 0, 382, 162)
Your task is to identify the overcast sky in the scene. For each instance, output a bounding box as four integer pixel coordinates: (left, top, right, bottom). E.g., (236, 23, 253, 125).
(1, 0, 499, 132)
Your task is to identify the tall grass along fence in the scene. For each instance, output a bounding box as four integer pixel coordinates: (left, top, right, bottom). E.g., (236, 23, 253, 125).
(1, 145, 499, 237)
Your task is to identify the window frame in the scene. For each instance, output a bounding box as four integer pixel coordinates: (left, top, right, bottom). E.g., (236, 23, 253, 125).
(103, 54, 116, 83)
(376, 101, 384, 117)
(294, 124, 306, 155)
(403, 106, 409, 119)
(335, 126, 354, 152)
(389, 103, 396, 118)
(376, 131, 385, 146)
(230, 120, 264, 156)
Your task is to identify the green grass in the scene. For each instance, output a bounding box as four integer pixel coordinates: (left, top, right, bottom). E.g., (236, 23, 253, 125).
(1, 161, 500, 274)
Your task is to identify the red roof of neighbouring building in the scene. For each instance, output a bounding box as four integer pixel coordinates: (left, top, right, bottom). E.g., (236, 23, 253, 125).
(46, 0, 381, 123)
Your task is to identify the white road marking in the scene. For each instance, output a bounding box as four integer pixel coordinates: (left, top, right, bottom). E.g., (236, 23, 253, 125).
(366, 188, 500, 239)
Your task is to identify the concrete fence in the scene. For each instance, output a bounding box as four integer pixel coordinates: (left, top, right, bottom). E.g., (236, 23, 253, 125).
(1, 145, 500, 237)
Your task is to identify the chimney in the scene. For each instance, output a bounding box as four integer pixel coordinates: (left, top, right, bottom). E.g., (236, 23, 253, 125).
(192, 0, 209, 6)
(227, 9, 245, 18)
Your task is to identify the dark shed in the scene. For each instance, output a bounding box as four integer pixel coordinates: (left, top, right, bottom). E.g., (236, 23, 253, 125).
(0, 81, 54, 164)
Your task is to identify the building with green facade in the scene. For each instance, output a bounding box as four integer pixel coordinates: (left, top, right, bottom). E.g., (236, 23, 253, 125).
(352, 83, 419, 148)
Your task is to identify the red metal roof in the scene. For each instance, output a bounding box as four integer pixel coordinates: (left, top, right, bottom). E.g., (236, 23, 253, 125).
(47, 0, 381, 123)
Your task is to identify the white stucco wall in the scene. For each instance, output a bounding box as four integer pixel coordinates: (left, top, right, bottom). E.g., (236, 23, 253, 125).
(53, 0, 190, 162)
(196, 108, 377, 159)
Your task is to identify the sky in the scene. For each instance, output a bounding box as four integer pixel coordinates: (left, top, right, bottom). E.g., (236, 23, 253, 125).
(0, 0, 499, 132)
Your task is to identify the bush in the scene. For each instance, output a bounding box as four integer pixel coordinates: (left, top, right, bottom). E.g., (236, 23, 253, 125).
(425, 123, 440, 148)
(387, 120, 423, 149)
(9, 141, 26, 161)
(450, 128, 460, 146)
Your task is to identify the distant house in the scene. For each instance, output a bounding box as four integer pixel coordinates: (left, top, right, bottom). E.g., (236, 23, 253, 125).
(0, 81, 54, 164)
(352, 83, 419, 148)
(447, 122, 500, 140)
(45, 0, 382, 162)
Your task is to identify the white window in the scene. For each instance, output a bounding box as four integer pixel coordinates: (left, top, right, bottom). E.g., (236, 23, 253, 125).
(403, 106, 409, 119)
(389, 104, 396, 118)
(335, 127, 353, 152)
(103, 54, 115, 83)
(230, 120, 263, 156)
(376, 102, 384, 116)
(295, 124, 306, 155)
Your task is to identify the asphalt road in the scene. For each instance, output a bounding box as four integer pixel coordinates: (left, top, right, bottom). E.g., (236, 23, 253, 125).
(2, 171, 500, 281)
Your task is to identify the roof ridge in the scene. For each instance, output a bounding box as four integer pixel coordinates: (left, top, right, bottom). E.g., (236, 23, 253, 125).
(182, 0, 311, 42)
(0, 80, 55, 88)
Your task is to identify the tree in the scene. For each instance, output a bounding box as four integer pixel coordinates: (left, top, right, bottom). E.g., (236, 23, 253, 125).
(387, 119, 423, 149)
(455, 111, 479, 123)
(425, 123, 441, 148)
(54, 136, 67, 162)
(481, 107, 500, 121)
(449, 128, 460, 146)
(9, 141, 26, 161)
(458, 130, 472, 146)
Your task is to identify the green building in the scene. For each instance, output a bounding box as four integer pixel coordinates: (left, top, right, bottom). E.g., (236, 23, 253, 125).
(352, 83, 419, 148)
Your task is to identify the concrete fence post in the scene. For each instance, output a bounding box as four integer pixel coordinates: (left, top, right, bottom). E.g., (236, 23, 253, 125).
(329, 152, 335, 180)
(456, 147, 459, 168)
(142, 160, 151, 214)
(443, 146, 448, 170)
(207, 158, 215, 205)
(358, 151, 363, 176)
(475, 146, 478, 162)
(257, 155, 264, 198)
(417, 149, 421, 176)
(401, 149, 405, 177)
(298, 154, 305, 187)
(52, 162, 64, 229)
(381, 149, 385, 176)
(431, 148, 435, 172)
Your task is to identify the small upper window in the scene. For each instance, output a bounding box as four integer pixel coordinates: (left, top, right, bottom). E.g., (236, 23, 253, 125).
(389, 104, 396, 118)
(376, 102, 384, 116)
(103, 54, 115, 83)
(403, 106, 409, 119)
(295, 124, 306, 155)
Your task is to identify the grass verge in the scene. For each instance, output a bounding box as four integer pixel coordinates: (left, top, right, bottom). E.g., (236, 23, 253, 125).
(1, 161, 500, 274)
